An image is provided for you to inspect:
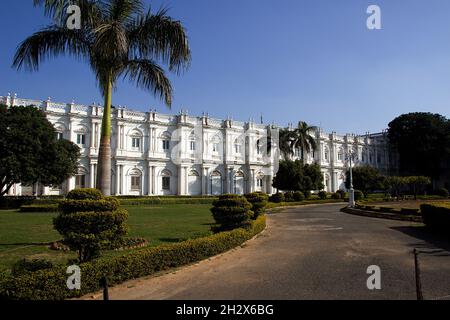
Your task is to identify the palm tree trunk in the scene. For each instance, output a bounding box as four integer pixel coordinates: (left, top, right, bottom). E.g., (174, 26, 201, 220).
(96, 74, 113, 196)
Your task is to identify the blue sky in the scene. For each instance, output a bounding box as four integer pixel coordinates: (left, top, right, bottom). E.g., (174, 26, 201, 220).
(1, 0, 450, 134)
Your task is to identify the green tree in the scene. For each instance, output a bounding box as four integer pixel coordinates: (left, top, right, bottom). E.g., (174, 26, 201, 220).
(0, 104, 80, 197)
(279, 129, 296, 160)
(404, 176, 431, 200)
(385, 176, 408, 198)
(388, 113, 450, 186)
(292, 121, 318, 163)
(273, 160, 324, 192)
(13, 0, 191, 196)
(345, 165, 385, 197)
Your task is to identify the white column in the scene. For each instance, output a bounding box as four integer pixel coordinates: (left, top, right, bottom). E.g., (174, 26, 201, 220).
(90, 163, 95, 188)
(115, 165, 120, 195)
(177, 166, 183, 196)
(147, 165, 152, 195)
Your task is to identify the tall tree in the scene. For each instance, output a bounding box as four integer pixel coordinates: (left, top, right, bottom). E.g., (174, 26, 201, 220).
(292, 121, 317, 163)
(388, 113, 450, 186)
(279, 129, 296, 160)
(272, 160, 324, 192)
(345, 165, 385, 197)
(0, 104, 80, 197)
(13, 0, 191, 196)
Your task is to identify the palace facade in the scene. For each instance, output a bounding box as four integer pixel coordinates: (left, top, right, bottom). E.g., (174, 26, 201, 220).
(1, 94, 393, 196)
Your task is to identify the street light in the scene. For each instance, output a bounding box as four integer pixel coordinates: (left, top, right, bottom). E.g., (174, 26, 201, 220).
(346, 151, 358, 208)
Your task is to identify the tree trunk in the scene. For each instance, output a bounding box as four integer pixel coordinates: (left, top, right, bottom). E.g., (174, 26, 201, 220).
(96, 75, 113, 196)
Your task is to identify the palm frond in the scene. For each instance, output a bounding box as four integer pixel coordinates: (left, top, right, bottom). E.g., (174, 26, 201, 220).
(123, 59, 173, 107)
(105, 0, 144, 23)
(12, 25, 91, 71)
(127, 7, 191, 73)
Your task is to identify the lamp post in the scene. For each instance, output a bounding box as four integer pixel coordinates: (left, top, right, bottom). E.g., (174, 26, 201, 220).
(346, 152, 357, 208)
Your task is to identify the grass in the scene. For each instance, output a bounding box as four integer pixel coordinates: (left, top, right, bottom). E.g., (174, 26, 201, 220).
(0, 204, 214, 272)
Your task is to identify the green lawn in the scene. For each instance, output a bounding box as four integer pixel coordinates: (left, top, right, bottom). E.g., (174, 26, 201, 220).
(0, 204, 215, 272)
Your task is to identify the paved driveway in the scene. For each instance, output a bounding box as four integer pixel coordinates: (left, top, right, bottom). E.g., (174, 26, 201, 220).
(83, 204, 450, 300)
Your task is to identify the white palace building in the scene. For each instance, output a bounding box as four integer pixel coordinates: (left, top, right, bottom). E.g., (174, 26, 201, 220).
(1, 94, 393, 197)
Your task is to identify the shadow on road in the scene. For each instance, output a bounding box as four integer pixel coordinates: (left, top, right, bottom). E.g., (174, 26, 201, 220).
(390, 226, 450, 254)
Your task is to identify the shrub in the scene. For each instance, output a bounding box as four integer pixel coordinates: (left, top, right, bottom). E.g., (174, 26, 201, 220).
(54, 209, 128, 262)
(435, 188, 449, 198)
(421, 203, 450, 231)
(0, 216, 266, 300)
(284, 192, 295, 202)
(379, 207, 396, 213)
(19, 204, 59, 213)
(58, 199, 119, 214)
(269, 193, 285, 203)
(318, 191, 327, 200)
(303, 190, 312, 199)
(293, 191, 305, 202)
(0, 196, 35, 209)
(11, 259, 54, 276)
(354, 190, 364, 201)
(211, 195, 253, 231)
(331, 193, 341, 200)
(336, 190, 346, 199)
(117, 197, 217, 206)
(245, 192, 269, 219)
(400, 208, 420, 216)
(66, 188, 104, 200)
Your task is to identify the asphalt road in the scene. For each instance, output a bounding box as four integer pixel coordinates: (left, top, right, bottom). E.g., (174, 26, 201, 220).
(84, 204, 450, 300)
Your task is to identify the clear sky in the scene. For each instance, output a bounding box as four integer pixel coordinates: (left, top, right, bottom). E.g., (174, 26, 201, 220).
(1, 0, 450, 134)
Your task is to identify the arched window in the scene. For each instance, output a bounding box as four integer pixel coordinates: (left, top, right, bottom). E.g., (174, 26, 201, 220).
(160, 132, 171, 152)
(211, 171, 222, 195)
(337, 148, 344, 161)
(212, 135, 222, 153)
(324, 147, 330, 162)
(129, 168, 142, 191)
(161, 169, 172, 191)
(130, 130, 143, 151)
(234, 138, 242, 154)
(189, 131, 196, 152)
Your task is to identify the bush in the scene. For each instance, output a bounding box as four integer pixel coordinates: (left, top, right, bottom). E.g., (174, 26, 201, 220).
(117, 197, 217, 206)
(0, 196, 35, 209)
(66, 188, 104, 201)
(211, 195, 253, 231)
(284, 192, 295, 202)
(54, 209, 128, 262)
(245, 192, 269, 219)
(435, 188, 449, 198)
(58, 198, 119, 214)
(421, 203, 450, 231)
(11, 259, 54, 276)
(400, 208, 420, 216)
(336, 190, 346, 199)
(0, 216, 266, 300)
(331, 193, 341, 200)
(318, 191, 327, 200)
(269, 193, 285, 203)
(354, 190, 364, 201)
(19, 204, 59, 213)
(293, 191, 305, 202)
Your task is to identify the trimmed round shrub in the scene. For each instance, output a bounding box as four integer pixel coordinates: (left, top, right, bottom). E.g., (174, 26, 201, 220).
(284, 191, 295, 202)
(331, 193, 342, 200)
(66, 188, 104, 201)
(245, 192, 269, 219)
(54, 209, 129, 262)
(354, 190, 364, 201)
(303, 190, 312, 199)
(436, 188, 449, 198)
(293, 191, 305, 202)
(336, 190, 346, 199)
(269, 192, 285, 203)
(59, 198, 119, 214)
(211, 195, 253, 231)
(318, 191, 327, 200)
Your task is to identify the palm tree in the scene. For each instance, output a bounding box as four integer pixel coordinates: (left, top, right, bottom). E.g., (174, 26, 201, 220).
(279, 128, 296, 160)
(13, 0, 191, 196)
(292, 121, 317, 163)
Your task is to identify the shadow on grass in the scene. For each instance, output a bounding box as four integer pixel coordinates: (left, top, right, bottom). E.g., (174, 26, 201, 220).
(158, 238, 185, 243)
(390, 225, 450, 254)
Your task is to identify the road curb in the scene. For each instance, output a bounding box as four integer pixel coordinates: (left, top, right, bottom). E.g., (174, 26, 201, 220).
(341, 207, 423, 223)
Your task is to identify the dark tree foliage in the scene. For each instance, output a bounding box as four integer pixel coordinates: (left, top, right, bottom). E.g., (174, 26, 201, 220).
(0, 104, 80, 197)
(272, 160, 324, 192)
(345, 165, 385, 196)
(388, 112, 450, 182)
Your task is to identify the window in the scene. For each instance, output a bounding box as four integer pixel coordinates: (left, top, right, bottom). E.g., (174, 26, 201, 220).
(257, 178, 264, 188)
(132, 137, 141, 149)
(77, 134, 86, 146)
(213, 142, 220, 153)
(131, 176, 141, 191)
(56, 132, 64, 140)
(162, 140, 170, 151)
(324, 148, 329, 162)
(235, 142, 242, 154)
(257, 140, 261, 155)
(190, 141, 196, 152)
(75, 175, 86, 189)
(338, 149, 343, 161)
(162, 177, 170, 190)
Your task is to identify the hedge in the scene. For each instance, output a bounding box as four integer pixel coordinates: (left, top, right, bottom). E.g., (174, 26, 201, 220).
(117, 197, 217, 206)
(19, 204, 59, 213)
(0, 215, 266, 300)
(58, 198, 119, 214)
(421, 203, 450, 230)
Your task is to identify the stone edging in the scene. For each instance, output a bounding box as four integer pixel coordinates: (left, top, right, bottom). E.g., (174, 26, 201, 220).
(341, 207, 423, 223)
